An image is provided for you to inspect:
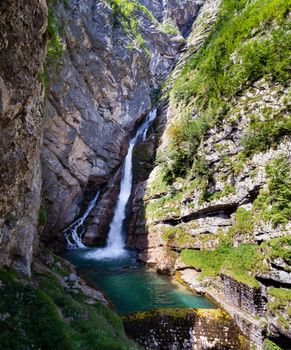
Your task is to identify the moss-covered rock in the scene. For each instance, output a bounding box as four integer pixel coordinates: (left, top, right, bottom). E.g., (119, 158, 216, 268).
(122, 308, 249, 349)
(0, 256, 139, 350)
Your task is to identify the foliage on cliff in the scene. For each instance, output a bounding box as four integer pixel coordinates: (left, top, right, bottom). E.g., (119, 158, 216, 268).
(107, 0, 156, 49)
(158, 0, 291, 182)
(38, 0, 65, 85)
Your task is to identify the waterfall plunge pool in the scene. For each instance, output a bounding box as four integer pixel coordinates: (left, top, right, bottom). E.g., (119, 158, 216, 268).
(63, 248, 216, 315)
(63, 109, 216, 315)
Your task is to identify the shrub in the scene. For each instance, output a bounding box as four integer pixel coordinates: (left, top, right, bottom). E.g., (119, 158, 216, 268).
(254, 155, 291, 226)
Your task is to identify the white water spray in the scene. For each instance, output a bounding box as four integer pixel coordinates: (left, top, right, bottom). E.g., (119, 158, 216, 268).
(64, 190, 100, 248)
(88, 109, 157, 259)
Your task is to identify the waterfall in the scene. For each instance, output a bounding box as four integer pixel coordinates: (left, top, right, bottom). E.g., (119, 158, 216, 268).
(91, 109, 157, 259)
(64, 109, 157, 256)
(64, 190, 100, 248)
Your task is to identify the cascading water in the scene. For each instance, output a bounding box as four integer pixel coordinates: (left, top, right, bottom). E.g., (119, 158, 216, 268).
(64, 109, 157, 255)
(92, 109, 157, 259)
(64, 190, 100, 248)
(64, 108, 215, 315)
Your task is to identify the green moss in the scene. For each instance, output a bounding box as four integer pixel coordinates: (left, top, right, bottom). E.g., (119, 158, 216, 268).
(145, 192, 182, 220)
(0, 262, 139, 350)
(277, 316, 289, 330)
(206, 184, 236, 202)
(0, 269, 74, 350)
(264, 339, 283, 350)
(268, 287, 291, 314)
(268, 288, 291, 302)
(181, 243, 263, 287)
(158, 20, 180, 35)
(145, 168, 171, 200)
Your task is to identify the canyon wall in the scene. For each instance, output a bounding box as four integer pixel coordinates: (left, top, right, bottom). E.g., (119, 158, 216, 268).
(129, 0, 291, 349)
(0, 0, 47, 275)
(42, 0, 202, 247)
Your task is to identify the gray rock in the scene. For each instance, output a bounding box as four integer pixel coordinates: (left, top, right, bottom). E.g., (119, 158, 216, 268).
(0, 0, 47, 275)
(42, 0, 200, 245)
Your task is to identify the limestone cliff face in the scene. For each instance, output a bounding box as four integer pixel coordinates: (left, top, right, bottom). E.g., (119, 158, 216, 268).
(42, 0, 202, 246)
(129, 0, 291, 348)
(0, 0, 47, 275)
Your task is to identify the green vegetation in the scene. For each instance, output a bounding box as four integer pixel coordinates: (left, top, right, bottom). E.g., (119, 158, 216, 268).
(181, 243, 263, 287)
(38, 0, 65, 86)
(241, 112, 291, 157)
(157, 0, 290, 183)
(254, 155, 291, 226)
(108, 0, 156, 50)
(262, 236, 291, 264)
(161, 225, 193, 246)
(158, 20, 179, 35)
(0, 262, 139, 350)
(145, 191, 182, 220)
(38, 203, 47, 226)
(228, 208, 254, 238)
(158, 114, 209, 182)
(268, 288, 291, 311)
(263, 339, 283, 350)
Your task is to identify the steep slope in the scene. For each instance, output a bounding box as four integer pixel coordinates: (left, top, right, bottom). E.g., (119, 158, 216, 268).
(0, 0, 47, 275)
(130, 0, 291, 348)
(0, 253, 139, 350)
(42, 0, 202, 247)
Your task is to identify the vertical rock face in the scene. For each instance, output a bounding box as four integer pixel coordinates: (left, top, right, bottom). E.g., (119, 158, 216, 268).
(42, 0, 201, 245)
(123, 309, 249, 350)
(0, 0, 47, 274)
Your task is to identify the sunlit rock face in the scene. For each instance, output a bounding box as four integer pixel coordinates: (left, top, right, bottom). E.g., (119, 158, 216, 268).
(42, 0, 202, 245)
(122, 308, 249, 350)
(0, 0, 47, 275)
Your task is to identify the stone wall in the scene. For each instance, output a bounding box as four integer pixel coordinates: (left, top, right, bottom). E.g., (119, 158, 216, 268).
(123, 308, 249, 350)
(221, 274, 267, 316)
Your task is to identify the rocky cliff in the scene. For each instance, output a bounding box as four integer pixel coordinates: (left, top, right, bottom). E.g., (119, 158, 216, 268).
(42, 0, 203, 247)
(0, 0, 47, 275)
(129, 0, 291, 349)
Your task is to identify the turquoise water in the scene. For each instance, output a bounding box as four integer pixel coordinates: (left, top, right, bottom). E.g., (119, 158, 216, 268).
(63, 249, 215, 315)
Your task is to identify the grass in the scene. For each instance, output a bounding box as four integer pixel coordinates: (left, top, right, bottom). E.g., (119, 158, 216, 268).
(262, 236, 291, 264)
(0, 261, 139, 350)
(145, 192, 182, 221)
(254, 155, 291, 226)
(228, 207, 254, 237)
(156, 0, 291, 183)
(241, 111, 291, 157)
(181, 243, 263, 287)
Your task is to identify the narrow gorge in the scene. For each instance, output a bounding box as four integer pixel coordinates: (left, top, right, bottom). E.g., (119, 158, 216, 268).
(0, 0, 290, 349)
